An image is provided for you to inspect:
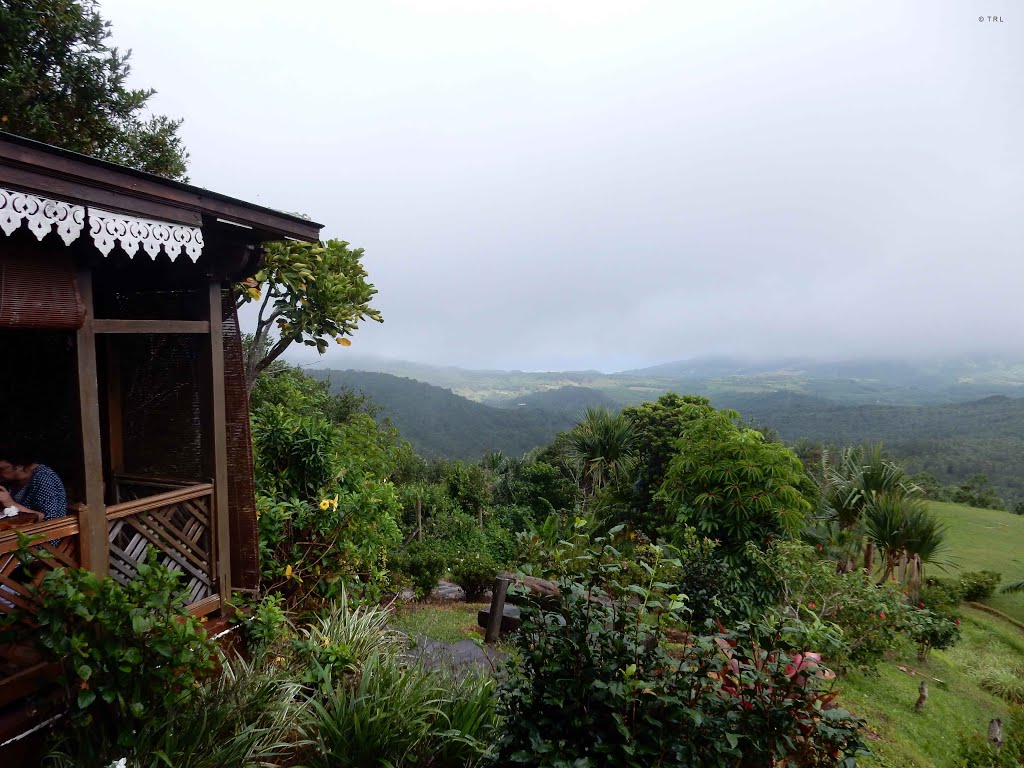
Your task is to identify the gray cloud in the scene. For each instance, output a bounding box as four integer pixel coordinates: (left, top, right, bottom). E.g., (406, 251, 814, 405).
(104, 0, 1021, 372)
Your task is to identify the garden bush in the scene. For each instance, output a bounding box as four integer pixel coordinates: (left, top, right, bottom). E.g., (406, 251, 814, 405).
(47, 657, 303, 768)
(422, 508, 488, 563)
(960, 570, 1002, 602)
(753, 540, 910, 671)
(29, 558, 219, 765)
(496, 571, 866, 767)
(393, 541, 448, 600)
(450, 552, 500, 600)
(920, 576, 966, 614)
(906, 608, 961, 661)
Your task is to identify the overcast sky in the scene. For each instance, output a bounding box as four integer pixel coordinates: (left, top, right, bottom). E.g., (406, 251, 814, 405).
(102, 0, 1020, 372)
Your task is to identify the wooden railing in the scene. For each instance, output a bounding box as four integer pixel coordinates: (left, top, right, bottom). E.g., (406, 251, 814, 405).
(0, 517, 81, 624)
(106, 483, 216, 606)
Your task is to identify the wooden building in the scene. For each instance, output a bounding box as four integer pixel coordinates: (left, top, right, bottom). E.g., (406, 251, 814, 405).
(0, 133, 321, 752)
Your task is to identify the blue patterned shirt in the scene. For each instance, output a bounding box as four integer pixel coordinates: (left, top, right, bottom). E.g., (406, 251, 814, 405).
(12, 464, 67, 521)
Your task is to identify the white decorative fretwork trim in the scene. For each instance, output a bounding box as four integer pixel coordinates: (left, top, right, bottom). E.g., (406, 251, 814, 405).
(0, 186, 86, 245)
(88, 208, 204, 262)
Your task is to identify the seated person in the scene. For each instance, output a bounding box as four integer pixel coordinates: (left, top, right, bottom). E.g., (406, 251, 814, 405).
(0, 449, 68, 525)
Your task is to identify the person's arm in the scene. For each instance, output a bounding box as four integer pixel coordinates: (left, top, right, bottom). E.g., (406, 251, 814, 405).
(0, 486, 45, 523)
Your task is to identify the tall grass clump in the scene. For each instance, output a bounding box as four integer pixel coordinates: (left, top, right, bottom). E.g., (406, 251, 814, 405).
(300, 651, 496, 767)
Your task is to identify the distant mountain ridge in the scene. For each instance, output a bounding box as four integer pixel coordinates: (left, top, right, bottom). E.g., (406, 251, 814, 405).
(317, 353, 1024, 408)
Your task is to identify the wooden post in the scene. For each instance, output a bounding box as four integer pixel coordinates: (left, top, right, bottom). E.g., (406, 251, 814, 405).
(415, 496, 423, 542)
(75, 270, 108, 576)
(208, 284, 232, 601)
(485, 573, 513, 644)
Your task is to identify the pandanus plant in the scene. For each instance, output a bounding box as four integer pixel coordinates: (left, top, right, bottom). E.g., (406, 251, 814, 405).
(565, 407, 637, 505)
(820, 444, 921, 573)
(863, 491, 951, 601)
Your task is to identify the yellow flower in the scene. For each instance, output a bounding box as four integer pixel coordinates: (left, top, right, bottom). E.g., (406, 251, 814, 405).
(247, 286, 261, 300)
(330, 495, 339, 510)
(285, 564, 294, 579)
(319, 499, 330, 510)
(336, 337, 351, 346)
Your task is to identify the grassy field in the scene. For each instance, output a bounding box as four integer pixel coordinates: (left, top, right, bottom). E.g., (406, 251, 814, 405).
(840, 501, 1024, 767)
(389, 601, 488, 644)
(842, 607, 1021, 768)
(929, 501, 1024, 622)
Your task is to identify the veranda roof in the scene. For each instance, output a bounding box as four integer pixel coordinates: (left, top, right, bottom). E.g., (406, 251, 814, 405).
(0, 132, 322, 268)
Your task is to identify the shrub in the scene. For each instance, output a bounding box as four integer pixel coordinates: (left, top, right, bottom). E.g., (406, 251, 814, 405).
(450, 553, 500, 601)
(906, 608, 961, 661)
(423, 508, 488, 563)
(752, 540, 910, 671)
(920, 577, 966, 613)
(961, 570, 1002, 602)
(48, 657, 303, 768)
(495, 569, 866, 767)
(240, 593, 295, 659)
(393, 542, 448, 600)
(30, 559, 218, 764)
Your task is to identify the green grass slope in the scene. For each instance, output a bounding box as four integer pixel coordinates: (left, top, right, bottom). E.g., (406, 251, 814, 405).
(841, 502, 1024, 767)
(929, 501, 1024, 622)
(843, 606, 1022, 768)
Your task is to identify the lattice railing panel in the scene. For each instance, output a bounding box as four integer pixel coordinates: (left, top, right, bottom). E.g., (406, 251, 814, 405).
(0, 520, 81, 624)
(107, 484, 215, 604)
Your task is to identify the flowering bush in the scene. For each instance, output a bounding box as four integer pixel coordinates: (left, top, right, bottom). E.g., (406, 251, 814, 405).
(254, 406, 403, 610)
(753, 540, 909, 671)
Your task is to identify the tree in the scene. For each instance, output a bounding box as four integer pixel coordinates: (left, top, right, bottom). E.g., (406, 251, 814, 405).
(237, 239, 383, 391)
(619, 393, 714, 532)
(0, 0, 189, 179)
(658, 408, 814, 558)
(564, 407, 637, 505)
(863, 492, 949, 599)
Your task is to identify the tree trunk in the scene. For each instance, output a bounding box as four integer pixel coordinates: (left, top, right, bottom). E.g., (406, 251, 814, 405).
(864, 541, 876, 573)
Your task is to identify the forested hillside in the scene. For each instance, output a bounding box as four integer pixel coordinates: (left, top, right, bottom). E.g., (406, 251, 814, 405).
(311, 368, 1024, 504)
(311, 370, 576, 459)
(726, 393, 1024, 504)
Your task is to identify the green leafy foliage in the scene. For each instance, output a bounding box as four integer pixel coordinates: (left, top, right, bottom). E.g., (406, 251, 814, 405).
(752, 540, 910, 671)
(450, 552, 499, 600)
(619, 392, 715, 532)
(496, 565, 866, 767)
(961, 570, 1003, 602)
(47, 657, 303, 768)
(239, 239, 383, 386)
(659, 406, 814, 556)
(253, 402, 403, 609)
(30, 558, 218, 763)
(906, 608, 961, 661)
(0, 0, 189, 178)
(392, 541, 448, 600)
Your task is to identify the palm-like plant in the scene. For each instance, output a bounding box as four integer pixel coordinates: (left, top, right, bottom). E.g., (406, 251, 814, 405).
(820, 444, 920, 572)
(565, 407, 637, 504)
(863, 492, 950, 599)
